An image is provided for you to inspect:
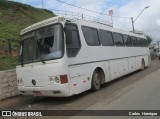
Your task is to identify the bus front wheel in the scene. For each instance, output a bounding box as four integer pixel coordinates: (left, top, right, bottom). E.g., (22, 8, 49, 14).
(91, 69, 101, 91)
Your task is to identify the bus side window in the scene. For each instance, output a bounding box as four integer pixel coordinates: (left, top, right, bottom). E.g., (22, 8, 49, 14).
(137, 37, 142, 47)
(143, 39, 148, 47)
(82, 26, 100, 46)
(142, 39, 145, 47)
(65, 24, 81, 57)
(113, 32, 124, 46)
(123, 34, 132, 47)
(132, 37, 139, 47)
(99, 29, 114, 46)
(140, 38, 144, 47)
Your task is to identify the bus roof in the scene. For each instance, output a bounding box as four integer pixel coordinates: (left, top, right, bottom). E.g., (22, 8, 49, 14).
(20, 16, 146, 39)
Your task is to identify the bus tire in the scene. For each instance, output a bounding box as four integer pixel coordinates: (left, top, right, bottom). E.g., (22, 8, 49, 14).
(91, 69, 101, 91)
(141, 60, 145, 71)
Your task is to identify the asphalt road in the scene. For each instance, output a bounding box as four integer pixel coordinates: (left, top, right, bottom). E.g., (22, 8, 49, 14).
(1, 58, 160, 119)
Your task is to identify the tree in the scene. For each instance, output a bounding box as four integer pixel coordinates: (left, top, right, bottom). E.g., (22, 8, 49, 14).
(145, 35, 153, 45)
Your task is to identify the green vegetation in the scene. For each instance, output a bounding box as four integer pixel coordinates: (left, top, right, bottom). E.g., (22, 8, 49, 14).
(145, 35, 153, 45)
(0, 0, 55, 71)
(0, 55, 18, 71)
(0, 0, 55, 40)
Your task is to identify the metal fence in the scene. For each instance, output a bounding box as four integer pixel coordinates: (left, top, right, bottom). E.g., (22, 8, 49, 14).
(52, 9, 113, 26)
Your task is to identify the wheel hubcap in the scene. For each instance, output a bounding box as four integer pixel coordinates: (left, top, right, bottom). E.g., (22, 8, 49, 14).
(94, 73, 100, 86)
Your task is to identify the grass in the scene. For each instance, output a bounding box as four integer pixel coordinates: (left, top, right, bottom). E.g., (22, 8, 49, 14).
(0, 55, 18, 71)
(0, 0, 56, 71)
(0, 0, 55, 40)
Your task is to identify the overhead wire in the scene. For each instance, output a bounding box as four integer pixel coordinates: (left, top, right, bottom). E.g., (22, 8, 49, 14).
(55, 0, 131, 19)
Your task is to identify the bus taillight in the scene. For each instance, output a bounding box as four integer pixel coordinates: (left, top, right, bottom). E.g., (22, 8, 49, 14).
(60, 75, 68, 84)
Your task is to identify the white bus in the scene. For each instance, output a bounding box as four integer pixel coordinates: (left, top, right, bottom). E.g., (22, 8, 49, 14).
(16, 16, 150, 97)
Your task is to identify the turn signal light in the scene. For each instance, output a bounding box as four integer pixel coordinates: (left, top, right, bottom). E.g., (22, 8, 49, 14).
(60, 75, 68, 84)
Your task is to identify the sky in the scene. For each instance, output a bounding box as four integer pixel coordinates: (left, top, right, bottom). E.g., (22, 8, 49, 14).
(11, 0, 160, 42)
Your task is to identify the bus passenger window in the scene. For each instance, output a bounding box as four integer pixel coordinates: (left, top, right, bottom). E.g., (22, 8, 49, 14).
(123, 35, 132, 47)
(82, 26, 100, 46)
(113, 33, 124, 46)
(143, 39, 148, 47)
(99, 29, 114, 46)
(132, 37, 139, 47)
(137, 38, 143, 47)
(65, 24, 81, 57)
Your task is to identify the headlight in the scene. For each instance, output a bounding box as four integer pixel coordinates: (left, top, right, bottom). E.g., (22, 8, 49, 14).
(48, 76, 60, 84)
(20, 79, 23, 84)
(17, 79, 20, 85)
(49, 77, 55, 84)
(17, 78, 23, 85)
(55, 77, 60, 83)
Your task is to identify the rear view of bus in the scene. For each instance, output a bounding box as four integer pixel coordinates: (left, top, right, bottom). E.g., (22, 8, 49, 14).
(16, 17, 70, 97)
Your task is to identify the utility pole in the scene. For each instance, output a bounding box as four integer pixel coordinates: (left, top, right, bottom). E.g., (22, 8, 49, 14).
(109, 10, 113, 27)
(82, 14, 84, 19)
(131, 6, 150, 33)
(131, 17, 135, 33)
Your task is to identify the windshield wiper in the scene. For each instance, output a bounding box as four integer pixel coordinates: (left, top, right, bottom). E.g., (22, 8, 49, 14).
(20, 42, 24, 67)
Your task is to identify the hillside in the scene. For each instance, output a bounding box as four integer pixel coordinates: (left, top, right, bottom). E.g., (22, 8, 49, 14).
(0, 0, 55, 70)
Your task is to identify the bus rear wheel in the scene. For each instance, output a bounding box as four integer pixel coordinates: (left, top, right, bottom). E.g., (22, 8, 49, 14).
(141, 60, 145, 71)
(91, 69, 101, 91)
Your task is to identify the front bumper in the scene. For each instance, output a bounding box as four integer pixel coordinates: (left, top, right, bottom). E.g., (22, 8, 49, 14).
(18, 83, 70, 97)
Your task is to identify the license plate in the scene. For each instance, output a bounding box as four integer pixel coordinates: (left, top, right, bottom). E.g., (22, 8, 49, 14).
(33, 91, 41, 96)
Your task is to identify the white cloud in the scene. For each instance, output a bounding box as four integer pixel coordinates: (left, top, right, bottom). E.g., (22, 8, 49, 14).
(45, 0, 160, 41)
(156, 19, 160, 26)
(43, 0, 107, 17)
(102, 0, 160, 41)
(12, 0, 160, 41)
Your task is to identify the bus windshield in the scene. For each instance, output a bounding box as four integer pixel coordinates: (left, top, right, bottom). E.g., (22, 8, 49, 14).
(19, 24, 64, 64)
